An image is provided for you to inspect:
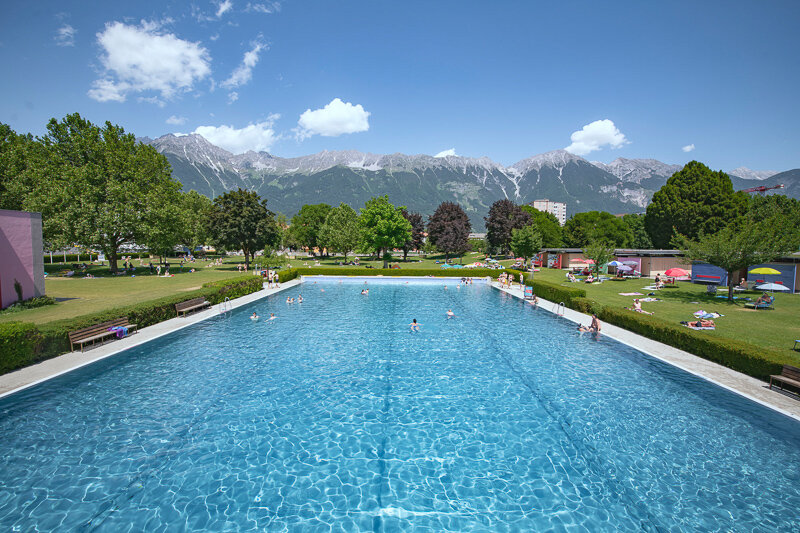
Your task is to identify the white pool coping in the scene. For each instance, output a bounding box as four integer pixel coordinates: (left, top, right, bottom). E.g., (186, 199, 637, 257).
(0, 280, 301, 399)
(492, 281, 800, 421)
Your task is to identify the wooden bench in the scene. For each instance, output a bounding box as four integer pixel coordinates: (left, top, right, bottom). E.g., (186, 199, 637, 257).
(770, 365, 800, 395)
(69, 317, 138, 352)
(175, 297, 210, 317)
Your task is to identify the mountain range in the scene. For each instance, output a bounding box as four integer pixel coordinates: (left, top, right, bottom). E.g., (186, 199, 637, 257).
(140, 133, 799, 230)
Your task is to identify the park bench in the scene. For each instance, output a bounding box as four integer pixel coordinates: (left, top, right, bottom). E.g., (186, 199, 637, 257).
(769, 365, 800, 396)
(68, 317, 138, 352)
(175, 297, 210, 317)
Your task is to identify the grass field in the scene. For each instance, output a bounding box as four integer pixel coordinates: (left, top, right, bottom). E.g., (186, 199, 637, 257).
(3, 252, 799, 363)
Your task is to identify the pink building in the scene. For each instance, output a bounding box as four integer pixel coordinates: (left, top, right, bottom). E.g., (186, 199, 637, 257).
(0, 210, 45, 309)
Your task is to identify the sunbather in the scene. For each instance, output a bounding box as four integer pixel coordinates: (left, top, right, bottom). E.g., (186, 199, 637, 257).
(755, 293, 773, 305)
(682, 319, 715, 328)
(628, 299, 654, 315)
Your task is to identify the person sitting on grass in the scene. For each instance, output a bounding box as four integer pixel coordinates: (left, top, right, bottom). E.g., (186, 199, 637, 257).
(567, 272, 577, 283)
(585, 273, 594, 283)
(628, 299, 653, 315)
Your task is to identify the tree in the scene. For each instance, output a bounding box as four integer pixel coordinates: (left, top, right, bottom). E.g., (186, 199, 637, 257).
(26, 113, 182, 272)
(358, 196, 412, 268)
(645, 161, 748, 248)
(288, 203, 332, 255)
(675, 212, 800, 301)
(510, 225, 542, 268)
(207, 188, 281, 269)
(318, 203, 361, 260)
(0, 123, 41, 211)
(401, 210, 425, 261)
(582, 241, 617, 276)
(563, 211, 633, 248)
(520, 205, 564, 247)
(485, 199, 531, 255)
(427, 202, 472, 262)
(177, 190, 214, 255)
(622, 214, 654, 249)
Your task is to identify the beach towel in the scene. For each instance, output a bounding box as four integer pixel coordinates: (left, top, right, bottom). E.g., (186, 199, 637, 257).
(684, 325, 716, 330)
(109, 326, 128, 338)
(619, 292, 643, 296)
(640, 297, 661, 302)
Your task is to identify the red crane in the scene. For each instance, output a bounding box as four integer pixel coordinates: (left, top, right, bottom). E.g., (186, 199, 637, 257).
(739, 184, 784, 194)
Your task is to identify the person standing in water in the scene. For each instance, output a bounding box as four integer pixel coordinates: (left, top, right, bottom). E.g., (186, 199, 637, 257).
(409, 319, 421, 331)
(446, 309, 455, 319)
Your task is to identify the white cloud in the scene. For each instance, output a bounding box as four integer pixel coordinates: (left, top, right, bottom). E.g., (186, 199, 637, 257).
(222, 40, 266, 89)
(137, 95, 166, 107)
(246, 2, 281, 13)
(434, 148, 457, 158)
(193, 116, 280, 153)
(682, 143, 696, 152)
(228, 91, 239, 103)
(55, 24, 76, 47)
(166, 115, 186, 125)
(88, 21, 211, 103)
(297, 98, 370, 139)
(564, 119, 629, 156)
(216, 0, 234, 18)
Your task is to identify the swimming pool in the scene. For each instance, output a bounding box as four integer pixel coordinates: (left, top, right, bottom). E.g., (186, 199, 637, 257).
(1, 278, 798, 530)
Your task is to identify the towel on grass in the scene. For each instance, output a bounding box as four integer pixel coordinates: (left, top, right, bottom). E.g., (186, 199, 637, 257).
(619, 292, 644, 296)
(684, 325, 716, 330)
(640, 297, 661, 302)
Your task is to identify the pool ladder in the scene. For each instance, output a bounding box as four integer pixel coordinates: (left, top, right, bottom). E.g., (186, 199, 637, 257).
(219, 297, 231, 314)
(555, 301, 565, 316)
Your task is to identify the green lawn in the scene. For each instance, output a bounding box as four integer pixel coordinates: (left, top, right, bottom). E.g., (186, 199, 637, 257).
(1, 257, 248, 325)
(530, 268, 800, 361)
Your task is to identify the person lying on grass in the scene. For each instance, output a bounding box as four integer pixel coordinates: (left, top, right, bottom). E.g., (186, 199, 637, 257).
(681, 319, 715, 328)
(626, 299, 653, 315)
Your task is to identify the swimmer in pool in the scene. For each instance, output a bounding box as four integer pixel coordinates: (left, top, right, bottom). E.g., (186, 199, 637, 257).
(409, 319, 421, 331)
(286, 296, 293, 303)
(267, 313, 276, 321)
(297, 295, 303, 303)
(250, 312, 259, 320)
(446, 309, 455, 319)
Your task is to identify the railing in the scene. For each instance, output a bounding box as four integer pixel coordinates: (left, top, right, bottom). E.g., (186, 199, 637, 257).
(219, 297, 231, 314)
(555, 301, 566, 316)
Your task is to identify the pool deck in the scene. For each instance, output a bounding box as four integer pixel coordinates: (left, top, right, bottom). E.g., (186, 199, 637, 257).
(2, 276, 799, 422)
(0, 280, 300, 399)
(493, 281, 800, 421)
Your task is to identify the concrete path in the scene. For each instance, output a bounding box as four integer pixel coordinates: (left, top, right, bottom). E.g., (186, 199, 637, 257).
(0, 279, 300, 399)
(492, 281, 800, 421)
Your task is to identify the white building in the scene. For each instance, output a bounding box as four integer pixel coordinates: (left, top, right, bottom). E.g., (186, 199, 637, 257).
(529, 199, 567, 226)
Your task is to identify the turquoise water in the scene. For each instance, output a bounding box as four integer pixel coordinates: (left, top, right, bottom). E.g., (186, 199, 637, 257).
(1, 278, 799, 531)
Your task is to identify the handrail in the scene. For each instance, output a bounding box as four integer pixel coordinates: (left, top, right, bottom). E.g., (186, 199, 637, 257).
(555, 301, 566, 316)
(219, 296, 231, 314)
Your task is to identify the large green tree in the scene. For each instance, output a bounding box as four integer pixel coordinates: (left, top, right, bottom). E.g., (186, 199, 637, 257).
(645, 161, 748, 248)
(318, 203, 361, 260)
(676, 209, 800, 301)
(0, 123, 41, 211)
(207, 188, 281, 269)
(26, 113, 182, 272)
(427, 202, 472, 262)
(401, 209, 426, 261)
(622, 213, 654, 249)
(563, 211, 633, 248)
(582, 241, 616, 276)
(510, 225, 542, 268)
(520, 205, 564, 247)
(359, 196, 412, 268)
(485, 199, 531, 255)
(288, 203, 332, 254)
(177, 190, 214, 255)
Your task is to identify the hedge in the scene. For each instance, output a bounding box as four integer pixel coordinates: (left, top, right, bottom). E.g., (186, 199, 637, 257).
(0, 276, 264, 376)
(280, 267, 510, 280)
(45, 253, 98, 264)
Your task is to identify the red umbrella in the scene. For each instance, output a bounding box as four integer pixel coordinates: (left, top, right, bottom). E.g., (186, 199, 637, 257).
(583, 259, 595, 264)
(664, 268, 689, 277)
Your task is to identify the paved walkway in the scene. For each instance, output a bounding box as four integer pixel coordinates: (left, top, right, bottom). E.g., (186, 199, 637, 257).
(0, 280, 300, 399)
(492, 281, 800, 421)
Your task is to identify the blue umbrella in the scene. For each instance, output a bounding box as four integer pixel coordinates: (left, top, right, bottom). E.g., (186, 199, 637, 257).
(617, 265, 633, 272)
(608, 261, 625, 267)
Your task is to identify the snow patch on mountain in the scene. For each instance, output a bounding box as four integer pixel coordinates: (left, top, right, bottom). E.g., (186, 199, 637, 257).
(728, 167, 778, 180)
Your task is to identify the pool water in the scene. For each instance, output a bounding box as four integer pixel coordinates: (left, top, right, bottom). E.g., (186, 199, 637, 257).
(1, 279, 799, 531)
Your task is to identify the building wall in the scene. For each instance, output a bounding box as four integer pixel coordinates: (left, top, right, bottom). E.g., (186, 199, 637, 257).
(0, 210, 45, 309)
(530, 199, 567, 226)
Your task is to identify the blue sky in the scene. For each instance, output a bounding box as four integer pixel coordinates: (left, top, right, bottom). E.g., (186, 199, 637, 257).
(1, 0, 798, 170)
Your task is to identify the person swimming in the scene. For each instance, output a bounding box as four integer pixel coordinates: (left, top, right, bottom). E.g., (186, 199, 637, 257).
(267, 313, 276, 321)
(297, 295, 303, 303)
(446, 309, 455, 319)
(409, 319, 421, 331)
(250, 312, 259, 320)
(286, 296, 293, 303)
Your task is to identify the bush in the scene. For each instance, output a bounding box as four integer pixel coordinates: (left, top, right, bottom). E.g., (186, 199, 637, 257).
(45, 253, 98, 263)
(596, 306, 792, 381)
(0, 277, 265, 376)
(0, 296, 57, 315)
(283, 267, 510, 279)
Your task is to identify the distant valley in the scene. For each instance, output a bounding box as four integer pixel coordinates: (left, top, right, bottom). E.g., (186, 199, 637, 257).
(140, 134, 799, 230)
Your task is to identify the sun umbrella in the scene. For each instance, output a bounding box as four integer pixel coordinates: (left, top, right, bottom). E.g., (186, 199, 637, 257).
(664, 268, 690, 277)
(756, 283, 790, 292)
(622, 260, 639, 266)
(749, 267, 781, 275)
(607, 261, 625, 267)
(583, 259, 595, 264)
(617, 265, 633, 272)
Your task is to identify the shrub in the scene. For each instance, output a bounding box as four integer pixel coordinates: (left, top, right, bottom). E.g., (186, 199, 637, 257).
(596, 306, 792, 381)
(44, 253, 98, 263)
(290, 267, 508, 279)
(0, 322, 43, 374)
(0, 296, 57, 315)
